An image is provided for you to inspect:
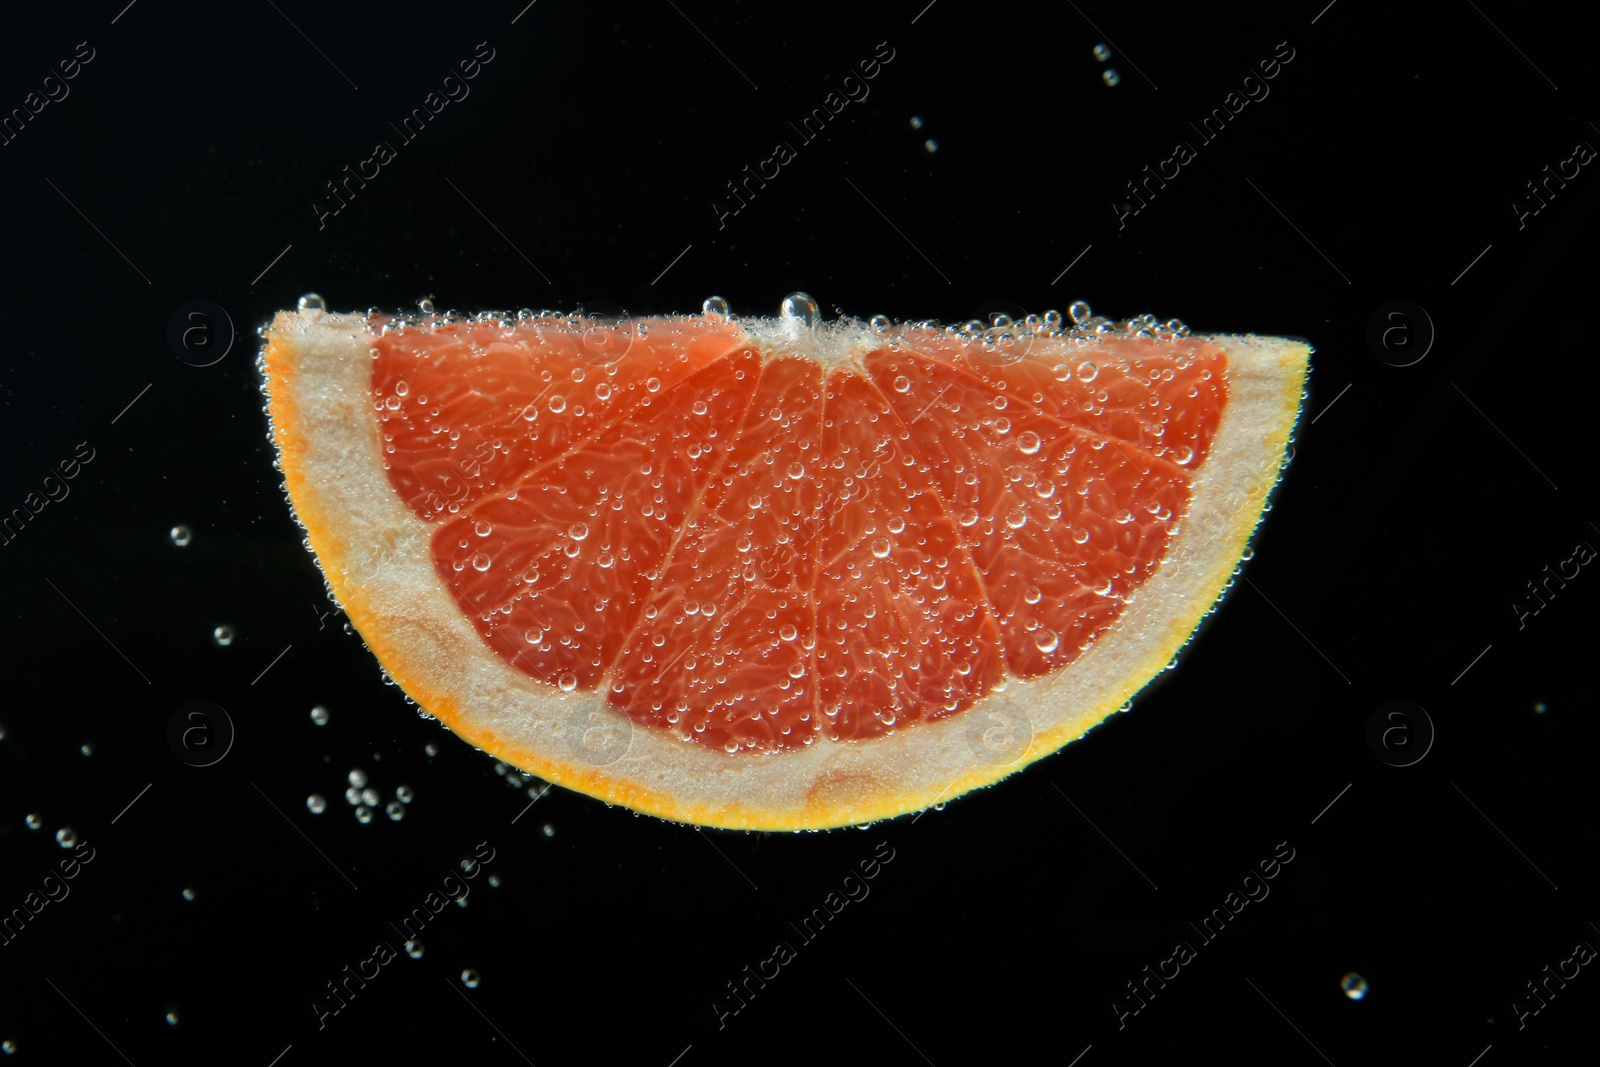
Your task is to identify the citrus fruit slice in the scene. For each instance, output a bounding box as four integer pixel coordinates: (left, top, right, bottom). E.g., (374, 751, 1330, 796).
(260, 297, 1308, 830)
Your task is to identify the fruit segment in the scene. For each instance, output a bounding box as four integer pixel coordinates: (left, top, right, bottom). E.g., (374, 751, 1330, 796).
(863, 339, 1215, 679)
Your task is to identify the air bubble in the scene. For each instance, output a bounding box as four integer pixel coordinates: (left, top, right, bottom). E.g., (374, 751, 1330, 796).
(780, 292, 820, 330)
(212, 625, 234, 647)
(169, 525, 192, 547)
(386, 801, 405, 821)
(870, 537, 892, 559)
(569, 523, 589, 541)
(56, 827, 77, 848)
(892, 375, 911, 393)
(461, 969, 482, 989)
(1005, 508, 1027, 529)
(1068, 301, 1092, 325)
(558, 673, 578, 692)
(703, 295, 730, 319)
(298, 293, 326, 314)
(355, 805, 374, 824)
(307, 794, 327, 814)
(1076, 360, 1099, 383)
(310, 705, 330, 726)
(870, 314, 891, 332)
(1102, 69, 1121, 87)
(1035, 629, 1060, 653)
(549, 395, 566, 414)
(1017, 431, 1042, 455)
(779, 623, 798, 641)
(1340, 973, 1369, 1001)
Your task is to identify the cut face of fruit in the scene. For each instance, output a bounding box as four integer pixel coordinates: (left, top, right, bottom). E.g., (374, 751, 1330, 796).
(260, 301, 1309, 830)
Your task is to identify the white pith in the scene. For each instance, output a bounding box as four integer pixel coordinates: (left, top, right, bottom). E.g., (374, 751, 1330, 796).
(262, 310, 1309, 831)
(738, 316, 879, 371)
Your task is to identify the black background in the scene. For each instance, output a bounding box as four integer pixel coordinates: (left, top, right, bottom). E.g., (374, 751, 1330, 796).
(1, 1, 1596, 1064)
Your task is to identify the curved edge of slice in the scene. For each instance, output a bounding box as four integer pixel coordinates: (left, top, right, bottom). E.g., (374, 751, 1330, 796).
(260, 311, 1309, 831)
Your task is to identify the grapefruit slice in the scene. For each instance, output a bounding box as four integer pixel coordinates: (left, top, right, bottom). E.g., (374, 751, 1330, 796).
(260, 298, 1308, 830)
